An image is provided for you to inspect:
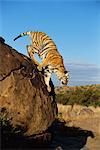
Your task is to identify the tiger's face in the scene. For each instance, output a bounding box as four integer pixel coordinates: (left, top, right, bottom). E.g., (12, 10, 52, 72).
(60, 71, 69, 85)
(54, 69, 69, 85)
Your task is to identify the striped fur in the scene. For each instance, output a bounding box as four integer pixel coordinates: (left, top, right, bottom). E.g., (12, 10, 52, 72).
(14, 31, 69, 92)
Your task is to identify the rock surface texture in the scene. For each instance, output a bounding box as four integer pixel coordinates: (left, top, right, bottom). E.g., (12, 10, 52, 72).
(0, 38, 57, 136)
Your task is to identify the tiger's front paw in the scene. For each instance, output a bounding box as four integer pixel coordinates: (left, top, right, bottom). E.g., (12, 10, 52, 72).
(37, 65, 43, 71)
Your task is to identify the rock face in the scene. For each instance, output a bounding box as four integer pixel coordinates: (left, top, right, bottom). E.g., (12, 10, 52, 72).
(0, 38, 57, 136)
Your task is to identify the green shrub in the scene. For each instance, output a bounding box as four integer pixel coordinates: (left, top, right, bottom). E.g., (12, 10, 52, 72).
(56, 85, 100, 107)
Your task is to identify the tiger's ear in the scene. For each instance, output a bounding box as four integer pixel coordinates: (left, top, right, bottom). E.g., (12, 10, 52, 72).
(64, 71, 68, 74)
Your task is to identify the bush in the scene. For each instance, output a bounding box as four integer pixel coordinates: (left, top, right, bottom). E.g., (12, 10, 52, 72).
(56, 85, 100, 107)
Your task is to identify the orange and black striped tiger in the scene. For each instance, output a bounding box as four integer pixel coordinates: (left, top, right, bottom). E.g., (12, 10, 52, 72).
(14, 31, 69, 92)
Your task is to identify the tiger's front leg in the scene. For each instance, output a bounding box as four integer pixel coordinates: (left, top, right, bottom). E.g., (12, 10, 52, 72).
(44, 69, 52, 92)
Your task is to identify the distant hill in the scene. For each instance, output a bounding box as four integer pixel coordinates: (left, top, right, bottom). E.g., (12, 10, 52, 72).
(55, 84, 100, 107)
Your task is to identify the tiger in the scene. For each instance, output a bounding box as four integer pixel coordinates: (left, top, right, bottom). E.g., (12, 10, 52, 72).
(14, 31, 69, 92)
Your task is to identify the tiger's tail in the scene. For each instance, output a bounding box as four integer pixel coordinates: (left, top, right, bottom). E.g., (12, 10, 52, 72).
(13, 31, 31, 41)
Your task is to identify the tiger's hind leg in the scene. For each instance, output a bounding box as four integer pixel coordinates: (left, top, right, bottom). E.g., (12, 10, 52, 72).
(26, 45, 39, 66)
(43, 68, 52, 92)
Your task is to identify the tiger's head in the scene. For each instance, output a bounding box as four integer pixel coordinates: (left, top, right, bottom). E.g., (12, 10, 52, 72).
(55, 69, 69, 85)
(60, 70, 69, 85)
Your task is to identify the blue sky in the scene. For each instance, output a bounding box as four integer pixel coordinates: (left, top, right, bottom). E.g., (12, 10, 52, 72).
(0, 0, 100, 86)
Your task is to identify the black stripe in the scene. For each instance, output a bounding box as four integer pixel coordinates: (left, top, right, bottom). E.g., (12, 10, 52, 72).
(33, 46, 38, 51)
(42, 47, 55, 51)
(43, 40, 53, 47)
(42, 35, 50, 41)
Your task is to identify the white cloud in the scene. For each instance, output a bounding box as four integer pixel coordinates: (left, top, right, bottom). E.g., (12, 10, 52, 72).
(66, 62, 100, 69)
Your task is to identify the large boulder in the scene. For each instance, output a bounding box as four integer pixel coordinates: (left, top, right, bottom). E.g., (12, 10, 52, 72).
(0, 37, 57, 136)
